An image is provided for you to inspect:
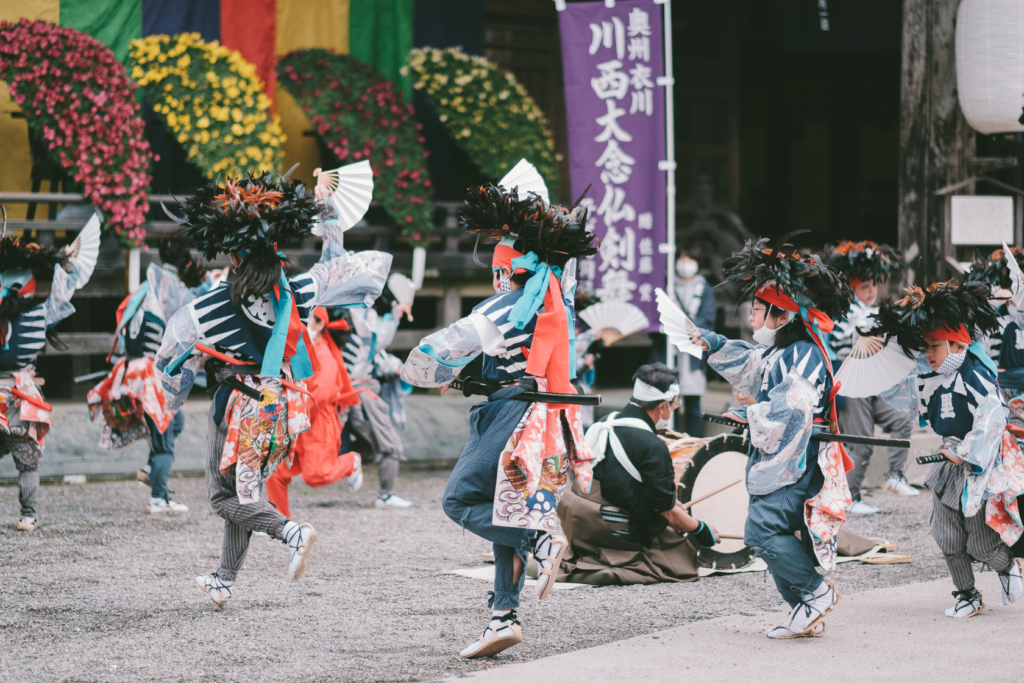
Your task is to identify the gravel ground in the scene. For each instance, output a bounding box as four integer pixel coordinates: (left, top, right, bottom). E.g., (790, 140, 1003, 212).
(0, 472, 954, 683)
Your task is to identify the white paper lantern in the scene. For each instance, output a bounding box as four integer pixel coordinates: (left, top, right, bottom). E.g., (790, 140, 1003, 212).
(956, 0, 1024, 135)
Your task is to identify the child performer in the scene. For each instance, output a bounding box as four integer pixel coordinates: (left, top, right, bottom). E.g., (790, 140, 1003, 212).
(87, 235, 223, 514)
(863, 281, 1024, 617)
(965, 246, 1024, 429)
(156, 169, 391, 606)
(266, 307, 364, 519)
(340, 286, 414, 508)
(401, 179, 598, 659)
(688, 235, 853, 639)
(825, 241, 915, 511)
(0, 213, 99, 531)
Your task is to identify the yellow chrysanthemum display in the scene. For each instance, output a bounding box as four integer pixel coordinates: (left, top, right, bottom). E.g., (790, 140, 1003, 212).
(405, 47, 559, 189)
(128, 33, 284, 179)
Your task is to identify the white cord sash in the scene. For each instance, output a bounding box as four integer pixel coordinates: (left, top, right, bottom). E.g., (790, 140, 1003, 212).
(584, 411, 653, 482)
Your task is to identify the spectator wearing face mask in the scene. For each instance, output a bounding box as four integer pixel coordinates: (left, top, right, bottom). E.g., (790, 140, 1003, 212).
(673, 249, 716, 437)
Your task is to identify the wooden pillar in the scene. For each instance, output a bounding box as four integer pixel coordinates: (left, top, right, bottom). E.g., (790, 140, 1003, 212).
(898, 0, 976, 287)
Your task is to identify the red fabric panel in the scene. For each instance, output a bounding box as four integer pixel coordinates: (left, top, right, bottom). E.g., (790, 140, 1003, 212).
(220, 0, 277, 102)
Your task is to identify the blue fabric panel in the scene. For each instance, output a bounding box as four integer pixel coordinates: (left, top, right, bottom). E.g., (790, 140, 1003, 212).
(142, 0, 220, 40)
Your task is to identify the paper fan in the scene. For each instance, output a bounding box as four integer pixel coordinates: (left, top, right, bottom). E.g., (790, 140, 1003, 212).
(835, 336, 918, 398)
(388, 273, 416, 306)
(499, 158, 549, 203)
(64, 213, 102, 289)
(1002, 242, 1024, 310)
(654, 287, 704, 358)
(313, 160, 374, 234)
(578, 300, 649, 345)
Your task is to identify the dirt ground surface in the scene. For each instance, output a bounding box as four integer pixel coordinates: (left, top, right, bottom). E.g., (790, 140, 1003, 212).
(0, 470, 954, 682)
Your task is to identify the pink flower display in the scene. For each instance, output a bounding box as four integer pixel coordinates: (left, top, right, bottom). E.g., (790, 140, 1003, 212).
(0, 19, 154, 245)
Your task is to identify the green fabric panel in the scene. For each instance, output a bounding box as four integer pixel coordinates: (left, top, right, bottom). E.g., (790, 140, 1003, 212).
(59, 0, 142, 64)
(349, 0, 413, 99)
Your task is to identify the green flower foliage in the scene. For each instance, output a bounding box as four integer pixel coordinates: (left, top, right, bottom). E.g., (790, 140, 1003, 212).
(406, 47, 559, 191)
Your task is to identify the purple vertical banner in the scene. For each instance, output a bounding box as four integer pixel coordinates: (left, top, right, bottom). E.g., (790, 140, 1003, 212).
(559, 0, 666, 331)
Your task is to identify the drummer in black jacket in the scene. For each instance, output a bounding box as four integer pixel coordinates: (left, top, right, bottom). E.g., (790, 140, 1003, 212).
(586, 363, 719, 547)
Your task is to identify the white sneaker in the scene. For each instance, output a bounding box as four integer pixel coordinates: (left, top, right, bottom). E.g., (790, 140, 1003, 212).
(787, 580, 841, 634)
(284, 522, 317, 580)
(347, 454, 364, 493)
(846, 500, 879, 515)
(883, 474, 919, 497)
(459, 610, 523, 659)
(16, 516, 38, 531)
(766, 622, 826, 639)
(196, 573, 232, 606)
(375, 494, 412, 509)
(1000, 560, 1023, 605)
(147, 498, 189, 514)
(945, 589, 985, 618)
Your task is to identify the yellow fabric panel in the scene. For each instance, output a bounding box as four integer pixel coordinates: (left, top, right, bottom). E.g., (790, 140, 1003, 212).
(0, 0, 59, 23)
(1, 0, 60, 219)
(275, 0, 349, 182)
(275, 88, 320, 187)
(275, 0, 350, 54)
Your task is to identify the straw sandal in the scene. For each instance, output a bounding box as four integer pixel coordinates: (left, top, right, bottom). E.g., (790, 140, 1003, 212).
(460, 611, 522, 659)
(534, 533, 568, 601)
(767, 622, 826, 639)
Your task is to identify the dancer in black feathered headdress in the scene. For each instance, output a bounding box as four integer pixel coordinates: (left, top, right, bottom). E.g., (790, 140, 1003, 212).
(0, 209, 101, 533)
(856, 278, 1024, 617)
(674, 230, 854, 638)
(965, 246, 1024, 292)
(824, 241, 913, 508)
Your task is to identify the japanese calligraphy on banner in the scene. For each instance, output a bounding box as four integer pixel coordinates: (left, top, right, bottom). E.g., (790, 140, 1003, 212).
(559, 0, 666, 331)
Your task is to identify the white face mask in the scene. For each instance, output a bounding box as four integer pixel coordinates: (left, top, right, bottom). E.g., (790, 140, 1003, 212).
(676, 260, 698, 278)
(655, 409, 670, 430)
(753, 324, 777, 347)
(937, 343, 967, 375)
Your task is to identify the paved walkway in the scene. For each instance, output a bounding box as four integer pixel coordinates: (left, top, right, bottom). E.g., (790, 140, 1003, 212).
(450, 571, 1023, 683)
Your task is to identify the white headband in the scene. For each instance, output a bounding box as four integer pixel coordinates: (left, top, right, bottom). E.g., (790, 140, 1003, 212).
(632, 378, 679, 403)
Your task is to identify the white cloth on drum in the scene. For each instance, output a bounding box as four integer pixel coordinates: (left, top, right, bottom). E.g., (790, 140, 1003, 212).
(585, 412, 653, 482)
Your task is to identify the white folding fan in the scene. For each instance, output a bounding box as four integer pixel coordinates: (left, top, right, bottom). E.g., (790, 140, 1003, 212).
(834, 336, 918, 398)
(313, 159, 374, 235)
(654, 287, 704, 358)
(579, 300, 649, 345)
(64, 212, 102, 289)
(499, 158, 549, 203)
(387, 272, 416, 322)
(1002, 242, 1024, 311)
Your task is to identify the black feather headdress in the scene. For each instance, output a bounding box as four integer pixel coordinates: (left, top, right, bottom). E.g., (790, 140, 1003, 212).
(165, 168, 322, 260)
(458, 182, 599, 267)
(825, 241, 903, 284)
(964, 246, 1024, 291)
(0, 237, 68, 278)
(721, 232, 853, 322)
(867, 281, 1001, 356)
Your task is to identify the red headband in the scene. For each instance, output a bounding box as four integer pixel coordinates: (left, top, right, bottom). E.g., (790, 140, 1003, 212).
(924, 324, 971, 345)
(312, 306, 350, 331)
(755, 285, 835, 335)
(849, 277, 871, 289)
(492, 243, 528, 274)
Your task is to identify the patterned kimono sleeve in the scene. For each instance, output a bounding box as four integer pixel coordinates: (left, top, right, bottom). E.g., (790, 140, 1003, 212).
(877, 354, 930, 423)
(745, 343, 828, 495)
(704, 331, 770, 401)
(305, 238, 392, 310)
(958, 367, 1009, 515)
(400, 316, 488, 388)
(44, 263, 79, 327)
(153, 306, 203, 411)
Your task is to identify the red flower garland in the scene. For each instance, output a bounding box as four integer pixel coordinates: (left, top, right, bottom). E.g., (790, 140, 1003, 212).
(277, 50, 433, 246)
(0, 19, 154, 244)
